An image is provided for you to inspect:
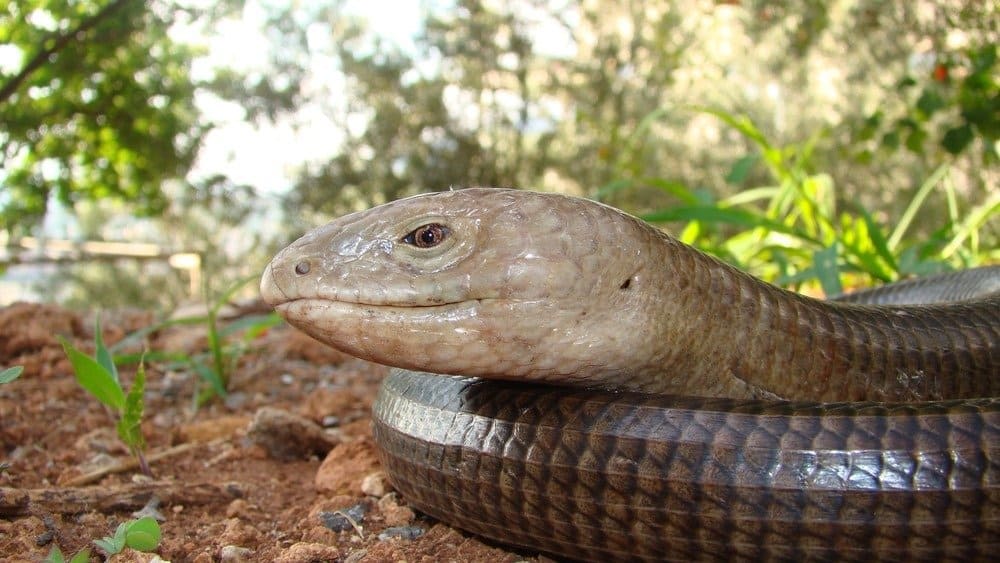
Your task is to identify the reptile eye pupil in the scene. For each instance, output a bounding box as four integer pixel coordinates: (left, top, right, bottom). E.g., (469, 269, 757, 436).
(403, 223, 449, 248)
(421, 228, 436, 245)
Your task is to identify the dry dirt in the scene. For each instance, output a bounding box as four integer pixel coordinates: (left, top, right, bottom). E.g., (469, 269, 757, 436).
(0, 301, 542, 562)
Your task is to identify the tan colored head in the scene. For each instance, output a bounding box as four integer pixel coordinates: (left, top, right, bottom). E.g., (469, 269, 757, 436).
(260, 188, 666, 387)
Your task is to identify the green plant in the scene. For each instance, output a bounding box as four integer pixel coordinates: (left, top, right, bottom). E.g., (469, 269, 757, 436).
(600, 108, 998, 295)
(111, 275, 282, 407)
(0, 366, 23, 384)
(44, 546, 91, 563)
(44, 517, 161, 562)
(93, 516, 162, 556)
(59, 318, 150, 476)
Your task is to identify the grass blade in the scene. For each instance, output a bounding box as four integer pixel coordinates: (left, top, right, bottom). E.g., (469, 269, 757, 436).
(887, 163, 949, 251)
(941, 191, 1000, 258)
(812, 245, 843, 296)
(643, 205, 821, 245)
(192, 361, 227, 398)
(93, 316, 119, 385)
(854, 205, 898, 273)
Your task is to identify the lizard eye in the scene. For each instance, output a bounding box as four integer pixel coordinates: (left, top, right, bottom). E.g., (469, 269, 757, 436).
(402, 223, 450, 248)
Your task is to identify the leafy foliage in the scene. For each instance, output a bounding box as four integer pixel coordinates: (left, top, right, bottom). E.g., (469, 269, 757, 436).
(59, 316, 150, 475)
(271, 0, 996, 231)
(109, 275, 282, 406)
(854, 43, 999, 162)
(0, 0, 204, 233)
(605, 109, 997, 294)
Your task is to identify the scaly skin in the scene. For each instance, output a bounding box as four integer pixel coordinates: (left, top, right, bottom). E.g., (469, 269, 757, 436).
(262, 188, 1000, 562)
(261, 188, 999, 401)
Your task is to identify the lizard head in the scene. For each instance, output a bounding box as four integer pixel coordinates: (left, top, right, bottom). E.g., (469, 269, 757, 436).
(261, 187, 659, 386)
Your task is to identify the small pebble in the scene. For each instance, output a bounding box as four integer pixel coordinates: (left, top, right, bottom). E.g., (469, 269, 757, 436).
(378, 526, 424, 541)
(226, 498, 252, 519)
(246, 407, 340, 460)
(377, 494, 415, 527)
(223, 391, 248, 410)
(220, 545, 253, 562)
(224, 482, 248, 498)
(132, 496, 165, 521)
(274, 542, 341, 562)
(319, 503, 366, 533)
(34, 529, 54, 547)
(360, 472, 387, 497)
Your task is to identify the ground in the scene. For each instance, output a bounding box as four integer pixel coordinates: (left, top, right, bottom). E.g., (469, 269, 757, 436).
(0, 302, 541, 562)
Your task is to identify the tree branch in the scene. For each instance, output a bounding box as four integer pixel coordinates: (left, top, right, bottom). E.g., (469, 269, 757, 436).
(0, 0, 137, 105)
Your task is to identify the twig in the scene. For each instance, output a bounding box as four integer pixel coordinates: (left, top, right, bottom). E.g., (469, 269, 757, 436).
(64, 439, 221, 487)
(0, 480, 242, 517)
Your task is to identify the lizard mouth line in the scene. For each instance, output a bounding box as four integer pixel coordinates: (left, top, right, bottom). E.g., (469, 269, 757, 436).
(274, 296, 495, 312)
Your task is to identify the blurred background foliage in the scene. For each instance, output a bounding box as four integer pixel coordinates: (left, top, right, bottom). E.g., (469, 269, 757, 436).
(0, 0, 996, 310)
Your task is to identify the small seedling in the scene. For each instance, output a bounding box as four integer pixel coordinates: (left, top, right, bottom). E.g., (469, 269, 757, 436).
(110, 274, 281, 408)
(193, 274, 281, 403)
(44, 546, 91, 563)
(0, 366, 23, 384)
(60, 317, 150, 476)
(44, 517, 160, 562)
(93, 516, 162, 556)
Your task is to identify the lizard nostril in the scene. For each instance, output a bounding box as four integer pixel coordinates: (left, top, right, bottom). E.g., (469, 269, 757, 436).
(294, 261, 311, 275)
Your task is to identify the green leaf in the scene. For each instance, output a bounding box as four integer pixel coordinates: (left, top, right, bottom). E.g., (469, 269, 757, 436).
(593, 178, 634, 200)
(0, 366, 23, 384)
(93, 538, 119, 555)
(94, 521, 129, 555)
(108, 314, 207, 354)
(855, 206, 897, 273)
(124, 517, 162, 552)
(644, 178, 704, 205)
(904, 127, 927, 153)
(941, 192, 1000, 258)
(60, 338, 126, 411)
(220, 313, 283, 340)
(116, 361, 146, 452)
(93, 316, 119, 385)
(211, 275, 260, 316)
(915, 89, 945, 117)
(887, 164, 949, 251)
(191, 361, 228, 398)
(44, 546, 66, 563)
(694, 106, 771, 150)
(643, 205, 820, 245)
(942, 124, 974, 154)
(68, 549, 92, 563)
(725, 154, 758, 185)
(882, 130, 900, 150)
(812, 245, 843, 296)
